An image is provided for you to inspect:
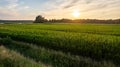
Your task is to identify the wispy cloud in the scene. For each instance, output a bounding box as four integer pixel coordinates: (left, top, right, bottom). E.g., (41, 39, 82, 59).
(63, 0, 80, 9)
(81, 0, 120, 12)
(0, 0, 120, 20)
(0, 0, 31, 20)
(5, 0, 18, 9)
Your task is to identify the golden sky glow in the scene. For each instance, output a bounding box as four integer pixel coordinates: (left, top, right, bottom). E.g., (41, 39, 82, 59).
(0, 0, 120, 20)
(72, 10, 81, 18)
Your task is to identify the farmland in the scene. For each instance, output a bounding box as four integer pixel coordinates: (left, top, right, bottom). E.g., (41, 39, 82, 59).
(0, 23, 120, 67)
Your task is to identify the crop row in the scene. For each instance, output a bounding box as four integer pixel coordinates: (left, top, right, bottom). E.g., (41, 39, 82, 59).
(0, 28, 120, 65)
(0, 37, 117, 67)
(0, 45, 42, 67)
(1, 24, 120, 36)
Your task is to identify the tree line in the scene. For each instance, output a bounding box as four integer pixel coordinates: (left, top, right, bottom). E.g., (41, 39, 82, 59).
(34, 15, 120, 24)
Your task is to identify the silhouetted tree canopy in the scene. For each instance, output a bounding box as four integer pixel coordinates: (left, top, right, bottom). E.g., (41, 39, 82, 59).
(34, 15, 47, 23)
(48, 19, 120, 24)
(33, 15, 120, 24)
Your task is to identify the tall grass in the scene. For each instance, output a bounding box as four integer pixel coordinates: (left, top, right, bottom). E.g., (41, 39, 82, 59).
(0, 45, 42, 67)
(0, 37, 117, 67)
(0, 24, 120, 66)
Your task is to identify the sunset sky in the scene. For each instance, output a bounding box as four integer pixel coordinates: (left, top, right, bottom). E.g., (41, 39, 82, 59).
(0, 0, 120, 20)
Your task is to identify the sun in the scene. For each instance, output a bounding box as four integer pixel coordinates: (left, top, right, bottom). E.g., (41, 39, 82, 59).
(72, 10, 80, 18)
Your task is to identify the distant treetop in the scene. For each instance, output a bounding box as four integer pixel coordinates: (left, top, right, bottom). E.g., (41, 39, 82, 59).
(34, 15, 47, 23)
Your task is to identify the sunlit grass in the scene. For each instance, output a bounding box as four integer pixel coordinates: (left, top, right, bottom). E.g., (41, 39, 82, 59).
(0, 45, 42, 67)
(0, 23, 120, 67)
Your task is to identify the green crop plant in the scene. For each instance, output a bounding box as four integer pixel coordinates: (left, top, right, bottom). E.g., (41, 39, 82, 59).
(0, 23, 120, 66)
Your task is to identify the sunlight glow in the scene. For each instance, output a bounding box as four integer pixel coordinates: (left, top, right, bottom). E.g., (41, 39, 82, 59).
(72, 10, 80, 18)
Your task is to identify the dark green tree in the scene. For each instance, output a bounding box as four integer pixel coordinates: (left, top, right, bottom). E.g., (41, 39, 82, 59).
(34, 15, 47, 23)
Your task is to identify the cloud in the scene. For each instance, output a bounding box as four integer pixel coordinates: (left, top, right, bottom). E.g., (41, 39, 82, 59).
(81, 0, 120, 12)
(85, 0, 94, 4)
(0, 0, 120, 20)
(5, 0, 18, 3)
(5, 0, 30, 10)
(62, 0, 94, 9)
(5, 0, 18, 9)
(7, 3, 18, 9)
(63, 0, 80, 9)
(0, 7, 20, 20)
(81, 4, 108, 12)
(24, 6, 29, 9)
(0, 0, 31, 20)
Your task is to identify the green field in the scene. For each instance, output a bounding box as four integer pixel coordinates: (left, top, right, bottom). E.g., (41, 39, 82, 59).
(0, 23, 120, 67)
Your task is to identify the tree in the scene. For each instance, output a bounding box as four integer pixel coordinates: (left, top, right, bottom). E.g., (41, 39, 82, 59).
(34, 15, 46, 23)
